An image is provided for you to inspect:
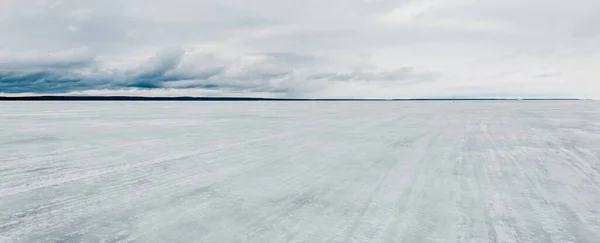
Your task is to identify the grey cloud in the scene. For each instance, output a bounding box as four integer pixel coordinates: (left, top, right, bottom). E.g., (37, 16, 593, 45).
(127, 47, 186, 87)
(535, 72, 562, 79)
(309, 68, 440, 82)
(572, 15, 600, 39)
(0, 0, 599, 98)
(0, 52, 95, 71)
(0, 71, 88, 93)
(0, 50, 308, 93)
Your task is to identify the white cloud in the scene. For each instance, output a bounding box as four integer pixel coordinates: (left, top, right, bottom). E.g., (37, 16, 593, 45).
(376, 0, 439, 23)
(0, 0, 598, 98)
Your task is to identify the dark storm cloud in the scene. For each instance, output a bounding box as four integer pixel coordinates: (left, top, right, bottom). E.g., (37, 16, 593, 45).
(0, 49, 303, 93)
(0, 71, 86, 93)
(0, 48, 213, 93)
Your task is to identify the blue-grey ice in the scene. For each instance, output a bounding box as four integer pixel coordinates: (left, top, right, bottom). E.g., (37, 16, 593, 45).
(1, 101, 600, 243)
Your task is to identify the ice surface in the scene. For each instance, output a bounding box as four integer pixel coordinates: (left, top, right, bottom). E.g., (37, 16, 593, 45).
(1, 101, 600, 243)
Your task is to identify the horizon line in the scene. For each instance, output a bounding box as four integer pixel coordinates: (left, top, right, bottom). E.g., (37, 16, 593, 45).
(0, 95, 592, 101)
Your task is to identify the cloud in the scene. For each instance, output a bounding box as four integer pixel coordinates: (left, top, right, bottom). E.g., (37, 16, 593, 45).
(0, 49, 297, 94)
(133, 47, 184, 78)
(308, 68, 440, 82)
(535, 72, 562, 79)
(0, 71, 87, 93)
(0, 0, 599, 98)
(126, 47, 186, 88)
(0, 48, 94, 70)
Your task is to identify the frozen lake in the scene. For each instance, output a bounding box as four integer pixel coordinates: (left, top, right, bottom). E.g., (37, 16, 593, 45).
(1, 101, 600, 243)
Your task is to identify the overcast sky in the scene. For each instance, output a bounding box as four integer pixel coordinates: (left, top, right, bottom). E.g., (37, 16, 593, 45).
(0, 0, 599, 98)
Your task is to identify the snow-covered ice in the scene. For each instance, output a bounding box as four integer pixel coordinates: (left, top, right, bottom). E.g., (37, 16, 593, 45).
(1, 101, 600, 243)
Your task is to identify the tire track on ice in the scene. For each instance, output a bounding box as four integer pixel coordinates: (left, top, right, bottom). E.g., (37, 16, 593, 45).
(451, 120, 492, 243)
(384, 118, 461, 243)
(171, 114, 404, 243)
(334, 134, 434, 242)
(516, 114, 600, 241)
(477, 113, 528, 243)
(4, 111, 387, 242)
(0, 116, 349, 234)
(31, 142, 315, 243)
(0, 120, 338, 198)
(2, 138, 314, 241)
(285, 116, 426, 243)
(306, 115, 450, 243)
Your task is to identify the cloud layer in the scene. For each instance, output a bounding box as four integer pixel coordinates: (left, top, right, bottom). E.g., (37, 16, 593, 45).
(1, 0, 599, 98)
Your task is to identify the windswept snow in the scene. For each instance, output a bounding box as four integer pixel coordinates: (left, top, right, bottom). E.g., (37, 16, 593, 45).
(1, 101, 600, 243)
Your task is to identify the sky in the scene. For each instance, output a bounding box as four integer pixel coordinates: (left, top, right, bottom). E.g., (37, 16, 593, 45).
(0, 0, 599, 98)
